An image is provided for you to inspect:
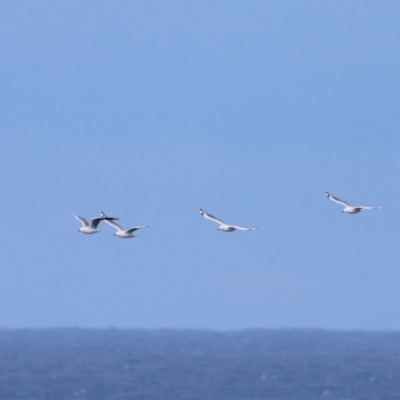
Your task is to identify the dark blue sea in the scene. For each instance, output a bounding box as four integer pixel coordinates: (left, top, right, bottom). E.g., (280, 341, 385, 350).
(0, 329, 399, 399)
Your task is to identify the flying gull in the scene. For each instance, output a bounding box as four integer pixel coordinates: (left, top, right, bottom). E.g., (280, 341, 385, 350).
(74, 213, 118, 234)
(325, 192, 382, 214)
(104, 219, 153, 238)
(199, 209, 257, 232)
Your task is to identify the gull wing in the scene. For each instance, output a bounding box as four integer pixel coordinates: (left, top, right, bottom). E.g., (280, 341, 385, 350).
(104, 219, 125, 232)
(89, 217, 107, 229)
(359, 206, 382, 210)
(74, 215, 89, 227)
(326, 192, 351, 207)
(199, 209, 226, 225)
(231, 225, 257, 231)
(100, 211, 119, 220)
(125, 225, 153, 234)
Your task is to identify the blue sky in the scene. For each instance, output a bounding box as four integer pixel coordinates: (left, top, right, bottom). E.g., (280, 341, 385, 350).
(1, 1, 400, 329)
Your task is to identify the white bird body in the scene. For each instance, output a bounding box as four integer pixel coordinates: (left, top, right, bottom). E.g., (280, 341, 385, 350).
(74, 214, 117, 234)
(325, 192, 382, 214)
(199, 209, 257, 232)
(105, 219, 153, 238)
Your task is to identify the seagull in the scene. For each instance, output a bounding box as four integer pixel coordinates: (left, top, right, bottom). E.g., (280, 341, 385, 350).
(74, 213, 118, 234)
(199, 209, 257, 232)
(104, 219, 153, 238)
(325, 192, 382, 214)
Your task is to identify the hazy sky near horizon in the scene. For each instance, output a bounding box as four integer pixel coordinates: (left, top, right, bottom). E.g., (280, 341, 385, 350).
(1, 1, 400, 330)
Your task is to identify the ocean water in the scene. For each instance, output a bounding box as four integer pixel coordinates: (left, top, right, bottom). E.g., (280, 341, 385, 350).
(0, 329, 399, 400)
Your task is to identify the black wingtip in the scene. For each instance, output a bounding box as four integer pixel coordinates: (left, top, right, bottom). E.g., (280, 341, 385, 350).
(100, 211, 119, 221)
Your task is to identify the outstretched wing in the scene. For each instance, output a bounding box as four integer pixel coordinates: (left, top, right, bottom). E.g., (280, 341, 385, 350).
(199, 209, 225, 225)
(100, 211, 119, 220)
(74, 215, 89, 227)
(89, 217, 108, 229)
(359, 206, 382, 210)
(325, 192, 351, 207)
(104, 219, 125, 231)
(126, 224, 153, 234)
(231, 225, 257, 231)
